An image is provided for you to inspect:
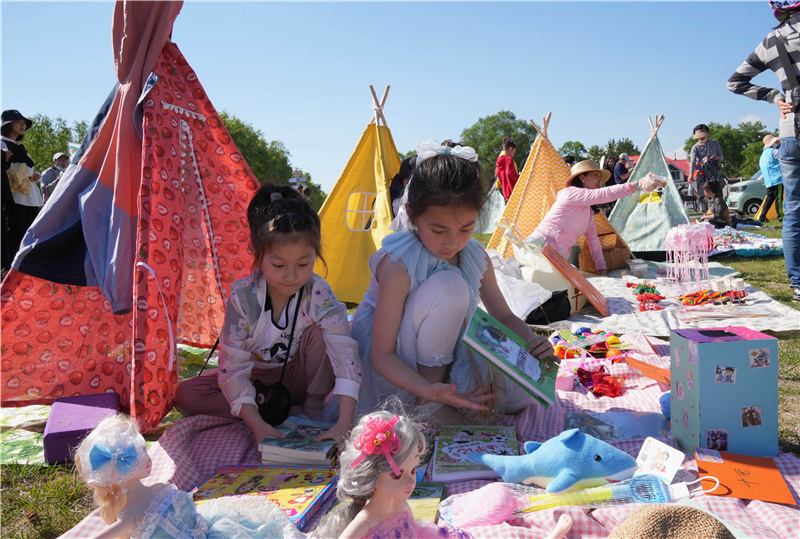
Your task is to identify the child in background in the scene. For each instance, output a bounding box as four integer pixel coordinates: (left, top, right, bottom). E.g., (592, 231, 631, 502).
(496, 138, 519, 201)
(757, 134, 784, 223)
(699, 179, 732, 228)
(174, 183, 362, 445)
(527, 160, 666, 275)
(351, 141, 556, 426)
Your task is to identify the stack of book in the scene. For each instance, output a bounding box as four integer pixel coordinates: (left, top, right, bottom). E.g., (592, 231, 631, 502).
(259, 416, 337, 467)
(431, 424, 519, 482)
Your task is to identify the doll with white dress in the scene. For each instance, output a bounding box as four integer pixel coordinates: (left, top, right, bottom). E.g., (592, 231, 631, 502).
(74, 414, 301, 539)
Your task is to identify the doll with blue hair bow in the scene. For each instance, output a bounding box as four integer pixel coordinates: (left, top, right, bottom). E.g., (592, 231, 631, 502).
(74, 414, 303, 538)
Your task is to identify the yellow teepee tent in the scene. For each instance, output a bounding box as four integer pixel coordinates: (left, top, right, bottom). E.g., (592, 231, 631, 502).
(315, 86, 401, 303)
(488, 113, 569, 257)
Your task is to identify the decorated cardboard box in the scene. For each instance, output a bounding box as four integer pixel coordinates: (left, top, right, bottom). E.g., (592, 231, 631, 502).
(670, 327, 778, 457)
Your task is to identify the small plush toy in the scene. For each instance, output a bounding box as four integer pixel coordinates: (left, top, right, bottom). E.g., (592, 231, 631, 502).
(467, 428, 638, 493)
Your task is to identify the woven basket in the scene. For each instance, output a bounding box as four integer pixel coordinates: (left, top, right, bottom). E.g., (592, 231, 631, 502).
(578, 234, 632, 273)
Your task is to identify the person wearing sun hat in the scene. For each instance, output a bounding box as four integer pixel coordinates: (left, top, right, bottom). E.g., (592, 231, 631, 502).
(526, 159, 665, 275)
(757, 134, 784, 222)
(688, 124, 724, 213)
(728, 0, 800, 301)
(1, 109, 42, 271)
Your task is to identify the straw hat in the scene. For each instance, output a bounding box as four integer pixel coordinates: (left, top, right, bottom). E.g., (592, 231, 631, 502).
(566, 159, 611, 187)
(763, 134, 780, 148)
(608, 504, 735, 539)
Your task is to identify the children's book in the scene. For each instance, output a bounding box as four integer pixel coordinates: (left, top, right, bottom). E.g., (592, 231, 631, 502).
(462, 308, 558, 408)
(407, 482, 446, 522)
(693, 448, 796, 505)
(258, 416, 337, 466)
(431, 424, 519, 482)
(556, 330, 608, 349)
(564, 411, 670, 441)
(190, 464, 338, 531)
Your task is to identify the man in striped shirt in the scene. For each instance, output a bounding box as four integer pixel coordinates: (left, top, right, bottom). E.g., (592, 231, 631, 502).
(727, 0, 800, 302)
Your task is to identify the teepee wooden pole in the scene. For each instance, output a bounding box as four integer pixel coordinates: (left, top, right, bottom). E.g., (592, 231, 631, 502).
(369, 85, 389, 127)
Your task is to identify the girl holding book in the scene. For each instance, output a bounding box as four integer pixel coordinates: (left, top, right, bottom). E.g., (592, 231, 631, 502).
(350, 140, 556, 425)
(174, 182, 362, 445)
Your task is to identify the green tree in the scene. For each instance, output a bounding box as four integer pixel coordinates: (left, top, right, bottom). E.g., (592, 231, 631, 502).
(558, 141, 588, 161)
(683, 121, 771, 178)
(739, 140, 765, 179)
(604, 138, 639, 160)
(23, 114, 87, 171)
(587, 145, 606, 163)
(459, 110, 539, 183)
(398, 149, 416, 161)
(219, 111, 293, 185)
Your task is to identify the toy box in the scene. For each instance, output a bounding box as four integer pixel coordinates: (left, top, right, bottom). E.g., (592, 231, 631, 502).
(43, 393, 121, 464)
(670, 327, 778, 457)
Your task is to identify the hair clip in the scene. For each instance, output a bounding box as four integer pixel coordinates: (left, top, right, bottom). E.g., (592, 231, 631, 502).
(351, 415, 402, 475)
(270, 192, 283, 202)
(415, 139, 479, 165)
(89, 444, 139, 474)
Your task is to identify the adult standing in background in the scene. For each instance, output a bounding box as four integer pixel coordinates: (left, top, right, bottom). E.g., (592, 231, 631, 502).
(496, 138, 519, 201)
(613, 153, 634, 185)
(727, 0, 800, 301)
(757, 134, 784, 223)
(688, 124, 724, 213)
(41, 152, 69, 202)
(1, 110, 42, 270)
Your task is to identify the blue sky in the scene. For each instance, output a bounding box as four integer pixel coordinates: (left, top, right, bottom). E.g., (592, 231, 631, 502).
(0, 1, 783, 192)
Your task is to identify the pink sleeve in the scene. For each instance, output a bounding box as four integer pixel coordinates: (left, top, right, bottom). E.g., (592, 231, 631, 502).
(563, 183, 637, 206)
(586, 217, 607, 272)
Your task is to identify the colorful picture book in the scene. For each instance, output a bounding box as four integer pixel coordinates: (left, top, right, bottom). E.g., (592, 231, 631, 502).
(462, 308, 558, 408)
(408, 482, 446, 522)
(564, 411, 670, 441)
(258, 416, 337, 466)
(693, 448, 796, 505)
(431, 424, 519, 482)
(556, 330, 608, 349)
(190, 464, 338, 531)
(542, 243, 609, 317)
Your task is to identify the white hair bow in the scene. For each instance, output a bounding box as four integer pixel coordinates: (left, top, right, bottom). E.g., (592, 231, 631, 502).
(415, 139, 479, 164)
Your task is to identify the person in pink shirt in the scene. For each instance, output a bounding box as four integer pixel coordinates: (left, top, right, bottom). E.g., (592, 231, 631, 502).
(527, 160, 665, 275)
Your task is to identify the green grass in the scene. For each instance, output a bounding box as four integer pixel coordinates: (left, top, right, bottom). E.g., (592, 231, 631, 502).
(1, 222, 798, 537)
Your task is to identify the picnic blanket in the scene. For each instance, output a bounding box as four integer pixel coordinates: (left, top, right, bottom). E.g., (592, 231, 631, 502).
(60, 337, 800, 538)
(710, 227, 783, 257)
(541, 274, 800, 338)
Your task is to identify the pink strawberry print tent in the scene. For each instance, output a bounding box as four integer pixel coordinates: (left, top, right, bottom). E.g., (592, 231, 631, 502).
(0, 1, 256, 429)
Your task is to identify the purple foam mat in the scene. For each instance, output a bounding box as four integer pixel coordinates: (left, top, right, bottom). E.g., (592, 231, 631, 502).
(43, 393, 121, 464)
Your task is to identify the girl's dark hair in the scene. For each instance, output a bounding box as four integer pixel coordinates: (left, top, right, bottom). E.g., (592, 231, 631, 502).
(703, 178, 724, 197)
(693, 124, 710, 135)
(1, 123, 23, 141)
(406, 154, 486, 221)
(247, 182, 325, 271)
(502, 140, 517, 151)
(775, 6, 800, 27)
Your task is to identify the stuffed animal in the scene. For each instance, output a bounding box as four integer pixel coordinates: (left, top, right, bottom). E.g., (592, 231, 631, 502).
(467, 428, 638, 493)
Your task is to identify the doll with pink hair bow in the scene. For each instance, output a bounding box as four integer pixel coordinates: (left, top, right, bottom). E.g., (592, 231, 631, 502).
(314, 410, 572, 539)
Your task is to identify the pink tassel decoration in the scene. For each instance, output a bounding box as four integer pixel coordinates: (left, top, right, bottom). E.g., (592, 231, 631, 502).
(664, 222, 714, 295)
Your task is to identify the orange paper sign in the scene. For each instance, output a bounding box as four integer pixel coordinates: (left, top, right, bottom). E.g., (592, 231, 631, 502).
(694, 448, 796, 505)
(625, 355, 671, 385)
(541, 244, 609, 317)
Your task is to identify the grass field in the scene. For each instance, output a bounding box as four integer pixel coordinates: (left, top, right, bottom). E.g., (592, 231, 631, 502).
(2, 219, 798, 538)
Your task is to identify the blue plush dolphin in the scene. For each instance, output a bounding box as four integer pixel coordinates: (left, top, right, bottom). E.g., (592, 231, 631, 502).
(468, 428, 638, 493)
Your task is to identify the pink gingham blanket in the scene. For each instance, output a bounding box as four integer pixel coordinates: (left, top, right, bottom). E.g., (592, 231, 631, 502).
(62, 340, 800, 538)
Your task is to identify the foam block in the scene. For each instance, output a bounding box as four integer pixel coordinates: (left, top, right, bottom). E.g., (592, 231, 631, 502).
(43, 393, 121, 464)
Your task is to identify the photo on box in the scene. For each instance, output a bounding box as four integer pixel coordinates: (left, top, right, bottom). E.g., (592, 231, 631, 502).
(676, 381, 684, 401)
(695, 447, 723, 463)
(688, 340, 698, 365)
(749, 348, 770, 369)
(741, 406, 762, 428)
(706, 429, 728, 451)
(675, 347, 682, 368)
(682, 409, 689, 429)
(686, 370, 694, 390)
(714, 366, 736, 384)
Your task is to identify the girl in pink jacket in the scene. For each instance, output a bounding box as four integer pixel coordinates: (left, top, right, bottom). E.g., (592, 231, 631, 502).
(527, 160, 665, 275)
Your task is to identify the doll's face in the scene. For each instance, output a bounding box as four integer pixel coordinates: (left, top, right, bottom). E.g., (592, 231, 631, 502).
(374, 445, 421, 504)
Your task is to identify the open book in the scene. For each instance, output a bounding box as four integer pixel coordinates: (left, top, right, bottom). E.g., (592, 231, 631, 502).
(462, 308, 558, 408)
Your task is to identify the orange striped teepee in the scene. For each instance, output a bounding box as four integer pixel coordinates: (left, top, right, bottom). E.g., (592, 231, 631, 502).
(487, 115, 569, 257)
